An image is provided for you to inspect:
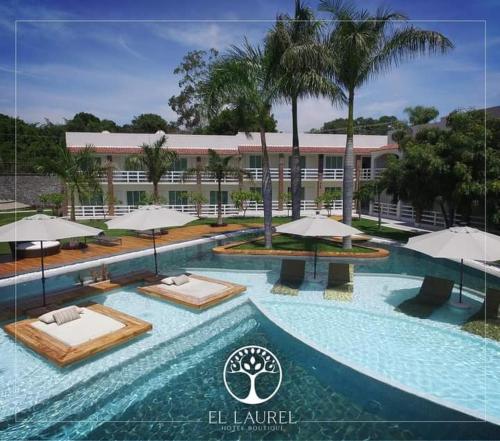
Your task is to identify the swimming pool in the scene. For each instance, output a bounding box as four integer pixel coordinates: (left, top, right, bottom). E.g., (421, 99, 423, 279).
(1, 237, 500, 440)
(1, 302, 498, 440)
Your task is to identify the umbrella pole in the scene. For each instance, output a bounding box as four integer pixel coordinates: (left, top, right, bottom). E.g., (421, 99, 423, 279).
(459, 258, 464, 303)
(40, 241, 46, 306)
(152, 229, 158, 275)
(314, 241, 318, 279)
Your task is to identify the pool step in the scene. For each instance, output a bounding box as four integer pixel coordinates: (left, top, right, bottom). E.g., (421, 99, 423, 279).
(0, 304, 257, 441)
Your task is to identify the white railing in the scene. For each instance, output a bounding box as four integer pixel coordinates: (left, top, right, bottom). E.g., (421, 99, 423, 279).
(371, 202, 484, 228)
(360, 168, 384, 180)
(102, 168, 361, 183)
(72, 199, 343, 219)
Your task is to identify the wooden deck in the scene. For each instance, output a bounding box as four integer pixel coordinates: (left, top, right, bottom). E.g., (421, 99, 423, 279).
(138, 273, 246, 309)
(3, 302, 152, 367)
(0, 270, 155, 322)
(0, 223, 256, 280)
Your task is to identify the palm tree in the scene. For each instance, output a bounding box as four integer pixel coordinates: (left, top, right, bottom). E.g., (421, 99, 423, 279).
(319, 0, 453, 248)
(38, 144, 104, 221)
(199, 40, 281, 247)
(124, 135, 176, 203)
(266, 0, 342, 220)
(186, 150, 251, 226)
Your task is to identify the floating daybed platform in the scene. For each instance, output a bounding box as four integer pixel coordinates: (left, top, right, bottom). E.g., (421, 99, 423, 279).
(138, 273, 246, 309)
(3, 303, 152, 367)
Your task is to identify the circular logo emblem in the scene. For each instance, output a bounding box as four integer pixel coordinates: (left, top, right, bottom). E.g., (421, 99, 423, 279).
(223, 345, 282, 405)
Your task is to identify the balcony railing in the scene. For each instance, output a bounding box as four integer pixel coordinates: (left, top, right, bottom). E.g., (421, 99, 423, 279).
(101, 168, 384, 183)
(72, 199, 343, 219)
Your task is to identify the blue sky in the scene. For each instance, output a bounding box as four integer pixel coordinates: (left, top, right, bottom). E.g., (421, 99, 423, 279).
(1, 0, 499, 132)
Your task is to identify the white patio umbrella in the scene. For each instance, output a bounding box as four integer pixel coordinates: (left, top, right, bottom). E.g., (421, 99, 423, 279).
(276, 214, 362, 277)
(106, 206, 196, 274)
(405, 226, 500, 306)
(0, 214, 102, 306)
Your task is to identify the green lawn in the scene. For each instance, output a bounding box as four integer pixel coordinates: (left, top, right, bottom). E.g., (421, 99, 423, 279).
(462, 314, 500, 342)
(351, 218, 419, 242)
(233, 234, 372, 253)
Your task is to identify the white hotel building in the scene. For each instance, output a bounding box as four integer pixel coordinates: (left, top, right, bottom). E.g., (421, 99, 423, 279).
(66, 131, 400, 218)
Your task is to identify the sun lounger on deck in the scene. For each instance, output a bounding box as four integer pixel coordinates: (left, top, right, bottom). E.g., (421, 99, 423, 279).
(271, 259, 305, 296)
(95, 233, 122, 246)
(324, 263, 354, 301)
(396, 275, 454, 318)
(3, 303, 152, 367)
(138, 273, 246, 309)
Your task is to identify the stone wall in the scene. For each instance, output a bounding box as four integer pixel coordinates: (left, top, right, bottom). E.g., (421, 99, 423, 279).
(0, 175, 63, 206)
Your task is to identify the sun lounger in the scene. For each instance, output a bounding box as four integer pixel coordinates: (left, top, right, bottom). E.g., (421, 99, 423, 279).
(324, 263, 354, 301)
(138, 273, 246, 309)
(271, 259, 305, 296)
(3, 303, 152, 367)
(95, 234, 122, 246)
(396, 275, 454, 318)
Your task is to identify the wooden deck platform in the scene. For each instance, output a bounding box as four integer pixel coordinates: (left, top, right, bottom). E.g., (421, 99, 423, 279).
(138, 273, 246, 309)
(0, 270, 155, 322)
(0, 223, 257, 280)
(3, 302, 152, 367)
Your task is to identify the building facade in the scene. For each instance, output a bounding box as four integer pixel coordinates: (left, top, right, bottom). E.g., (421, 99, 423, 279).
(65, 131, 399, 218)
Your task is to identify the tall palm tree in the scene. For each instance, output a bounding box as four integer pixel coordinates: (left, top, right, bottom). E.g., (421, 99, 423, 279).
(319, 0, 453, 248)
(38, 144, 104, 221)
(267, 0, 342, 220)
(199, 40, 281, 247)
(125, 135, 176, 203)
(186, 150, 251, 226)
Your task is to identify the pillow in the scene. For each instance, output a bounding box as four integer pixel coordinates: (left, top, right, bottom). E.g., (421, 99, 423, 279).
(161, 277, 174, 285)
(38, 311, 55, 324)
(53, 307, 81, 325)
(38, 305, 82, 324)
(172, 274, 190, 286)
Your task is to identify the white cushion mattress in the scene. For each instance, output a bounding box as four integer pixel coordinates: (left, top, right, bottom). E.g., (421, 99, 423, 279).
(30, 307, 125, 347)
(159, 278, 227, 301)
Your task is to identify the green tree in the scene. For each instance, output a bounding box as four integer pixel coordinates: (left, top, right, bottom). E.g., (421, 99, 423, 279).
(311, 115, 400, 135)
(267, 0, 340, 220)
(204, 108, 277, 135)
(404, 105, 440, 125)
(199, 41, 280, 246)
(39, 192, 65, 216)
(231, 189, 262, 217)
(124, 135, 177, 203)
(319, 0, 453, 248)
(186, 150, 250, 226)
(37, 144, 104, 221)
(169, 49, 219, 131)
(126, 113, 178, 133)
(318, 188, 342, 216)
(354, 181, 382, 225)
(65, 112, 117, 132)
(188, 191, 208, 217)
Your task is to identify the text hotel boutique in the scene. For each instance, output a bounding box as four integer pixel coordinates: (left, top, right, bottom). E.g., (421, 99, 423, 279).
(65, 131, 399, 218)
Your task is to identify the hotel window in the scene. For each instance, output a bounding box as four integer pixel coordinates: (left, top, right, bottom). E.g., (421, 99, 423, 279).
(325, 156, 343, 169)
(287, 187, 305, 199)
(169, 191, 188, 205)
(210, 191, 228, 205)
(249, 155, 262, 169)
(171, 158, 188, 171)
(126, 191, 145, 206)
(288, 156, 306, 169)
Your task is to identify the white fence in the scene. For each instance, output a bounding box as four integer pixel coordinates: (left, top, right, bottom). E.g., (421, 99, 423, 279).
(72, 199, 343, 219)
(101, 168, 381, 184)
(371, 202, 484, 228)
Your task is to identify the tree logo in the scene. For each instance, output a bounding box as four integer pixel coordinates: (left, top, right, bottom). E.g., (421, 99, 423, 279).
(223, 346, 282, 405)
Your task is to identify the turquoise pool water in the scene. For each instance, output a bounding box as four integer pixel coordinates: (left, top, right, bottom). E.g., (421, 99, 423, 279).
(1, 237, 500, 440)
(1, 303, 498, 440)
